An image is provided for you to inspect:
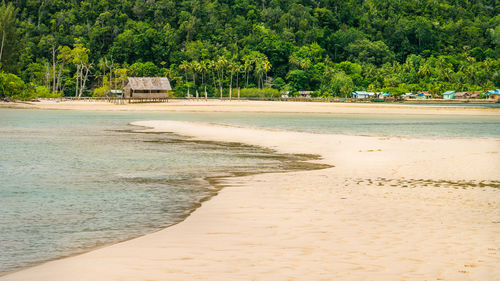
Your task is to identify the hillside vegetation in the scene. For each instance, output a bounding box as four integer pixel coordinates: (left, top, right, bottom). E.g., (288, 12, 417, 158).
(0, 0, 499, 98)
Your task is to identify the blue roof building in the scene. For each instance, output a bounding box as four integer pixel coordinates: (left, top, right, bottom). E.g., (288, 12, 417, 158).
(351, 91, 375, 99)
(442, 91, 456, 99)
(486, 89, 499, 100)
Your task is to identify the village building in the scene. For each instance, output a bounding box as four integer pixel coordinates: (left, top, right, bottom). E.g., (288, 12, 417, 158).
(298, 91, 313, 98)
(109, 89, 123, 97)
(402, 92, 417, 99)
(442, 91, 456, 99)
(375, 92, 392, 99)
(123, 77, 172, 99)
(486, 89, 499, 100)
(351, 91, 375, 99)
(416, 92, 432, 99)
(471, 91, 482, 99)
(454, 92, 471, 99)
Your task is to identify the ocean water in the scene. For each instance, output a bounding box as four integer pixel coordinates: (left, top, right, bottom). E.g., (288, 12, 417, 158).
(1, 108, 499, 274)
(169, 111, 500, 138)
(0, 109, 323, 274)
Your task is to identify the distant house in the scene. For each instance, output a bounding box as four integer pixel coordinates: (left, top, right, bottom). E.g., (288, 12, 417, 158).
(376, 92, 392, 99)
(486, 89, 499, 100)
(442, 91, 456, 99)
(402, 93, 417, 99)
(298, 91, 313, 98)
(109, 89, 123, 97)
(416, 92, 432, 99)
(123, 77, 172, 98)
(470, 91, 482, 99)
(351, 91, 375, 99)
(454, 92, 471, 99)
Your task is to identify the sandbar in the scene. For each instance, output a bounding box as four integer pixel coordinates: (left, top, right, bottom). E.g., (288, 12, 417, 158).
(2, 119, 499, 281)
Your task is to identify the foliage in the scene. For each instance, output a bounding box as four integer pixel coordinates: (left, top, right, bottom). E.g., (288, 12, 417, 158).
(0, 0, 499, 97)
(322, 70, 354, 97)
(93, 85, 110, 97)
(0, 72, 24, 98)
(239, 88, 280, 98)
(34, 86, 62, 98)
(0, 1, 19, 73)
(0, 72, 62, 100)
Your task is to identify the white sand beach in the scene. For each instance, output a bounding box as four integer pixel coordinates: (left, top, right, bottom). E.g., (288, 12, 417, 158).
(2, 118, 499, 281)
(1, 99, 500, 116)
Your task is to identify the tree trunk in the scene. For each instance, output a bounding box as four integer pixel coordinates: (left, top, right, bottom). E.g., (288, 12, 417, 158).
(52, 46, 56, 93)
(45, 63, 50, 90)
(220, 86, 223, 99)
(238, 87, 240, 100)
(211, 70, 217, 88)
(109, 64, 113, 90)
(55, 63, 64, 93)
(246, 70, 249, 88)
(0, 31, 5, 63)
(204, 86, 207, 100)
(79, 65, 90, 98)
(75, 65, 80, 98)
(229, 72, 233, 100)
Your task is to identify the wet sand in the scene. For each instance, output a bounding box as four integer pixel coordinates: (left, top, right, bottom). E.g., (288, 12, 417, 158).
(2, 120, 499, 281)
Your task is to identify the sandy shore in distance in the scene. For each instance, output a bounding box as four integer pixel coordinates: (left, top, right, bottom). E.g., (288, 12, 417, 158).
(2, 118, 499, 281)
(1, 99, 499, 115)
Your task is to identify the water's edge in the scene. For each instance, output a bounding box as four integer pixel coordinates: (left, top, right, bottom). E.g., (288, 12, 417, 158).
(1, 125, 332, 277)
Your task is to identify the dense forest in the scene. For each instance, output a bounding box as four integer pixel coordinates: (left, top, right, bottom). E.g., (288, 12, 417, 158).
(0, 0, 499, 99)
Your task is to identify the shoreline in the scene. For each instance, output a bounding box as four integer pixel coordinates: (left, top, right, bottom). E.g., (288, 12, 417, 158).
(2, 121, 499, 280)
(0, 124, 329, 276)
(1, 99, 499, 116)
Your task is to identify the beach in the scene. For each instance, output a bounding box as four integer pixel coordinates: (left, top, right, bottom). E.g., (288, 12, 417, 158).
(1, 101, 499, 280)
(1, 99, 499, 115)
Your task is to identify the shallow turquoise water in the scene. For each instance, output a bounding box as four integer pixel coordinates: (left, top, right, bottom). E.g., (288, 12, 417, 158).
(175, 111, 500, 138)
(0, 108, 499, 274)
(0, 109, 302, 273)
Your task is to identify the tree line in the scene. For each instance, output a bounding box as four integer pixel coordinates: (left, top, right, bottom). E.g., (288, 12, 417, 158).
(0, 0, 499, 99)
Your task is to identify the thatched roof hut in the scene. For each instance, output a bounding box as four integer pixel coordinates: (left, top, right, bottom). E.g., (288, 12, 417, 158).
(123, 77, 172, 98)
(298, 91, 313, 98)
(455, 92, 471, 99)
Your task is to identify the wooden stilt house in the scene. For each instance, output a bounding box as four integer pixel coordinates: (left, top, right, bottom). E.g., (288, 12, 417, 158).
(123, 77, 172, 98)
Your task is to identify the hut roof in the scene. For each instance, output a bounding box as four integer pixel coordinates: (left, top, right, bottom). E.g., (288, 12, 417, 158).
(352, 91, 375, 96)
(124, 77, 172, 91)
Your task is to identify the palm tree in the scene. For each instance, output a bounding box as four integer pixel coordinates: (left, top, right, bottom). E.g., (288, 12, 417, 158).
(216, 56, 228, 99)
(200, 60, 209, 100)
(242, 55, 253, 88)
(228, 60, 240, 100)
(418, 63, 431, 79)
(190, 60, 201, 99)
(254, 55, 271, 89)
(179, 60, 190, 97)
(263, 58, 271, 87)
(208, 60, 217, 89)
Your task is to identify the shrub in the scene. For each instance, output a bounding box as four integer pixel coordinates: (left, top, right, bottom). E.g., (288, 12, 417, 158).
(34, 86, 62, 98)
(93, 85, 109, 97)
(0, 72, 26, 98)
(239, 88, 280, 98)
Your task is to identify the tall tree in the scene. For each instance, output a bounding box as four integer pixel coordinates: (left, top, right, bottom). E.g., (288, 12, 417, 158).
(0, 1, 19, 72)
